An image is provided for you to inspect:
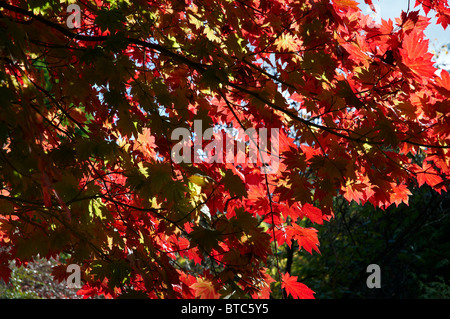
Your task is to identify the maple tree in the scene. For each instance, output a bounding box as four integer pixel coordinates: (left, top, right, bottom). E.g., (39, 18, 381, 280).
(0, 0, 449, 299)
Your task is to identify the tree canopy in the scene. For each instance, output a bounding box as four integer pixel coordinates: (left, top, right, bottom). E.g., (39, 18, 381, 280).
(0, 0, 449, 299)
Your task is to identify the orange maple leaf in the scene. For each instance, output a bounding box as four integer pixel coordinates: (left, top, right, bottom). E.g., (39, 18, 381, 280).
(333, 0, 360, 11)
(390, 184, 412, 207)
(190, 278, 221, 299)
(282, 224, 320, 254)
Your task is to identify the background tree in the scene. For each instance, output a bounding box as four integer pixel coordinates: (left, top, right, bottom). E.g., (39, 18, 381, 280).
(0, 0, 449, 299)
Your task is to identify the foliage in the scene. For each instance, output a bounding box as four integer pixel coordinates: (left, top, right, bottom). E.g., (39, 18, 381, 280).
(0, 267, 40, 299)
(419, 277, 450, 299)
(0, 255, 80, 298)
(0, 0, 449, 299)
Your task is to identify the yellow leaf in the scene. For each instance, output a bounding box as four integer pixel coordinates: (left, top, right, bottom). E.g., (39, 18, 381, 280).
(188, 174, 207, 187)
(274, 33, 299, 52)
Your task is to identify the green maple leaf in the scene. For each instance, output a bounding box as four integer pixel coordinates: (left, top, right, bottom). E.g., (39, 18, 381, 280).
(222, 169, 247, 198)
(189, 226, 222, 253)
(230, 208, 258, 231)
(95, 8, 126, 33)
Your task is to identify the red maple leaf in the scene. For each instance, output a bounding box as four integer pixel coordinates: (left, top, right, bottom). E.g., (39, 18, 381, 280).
(436, 69, 450, 94)
(415, 0, 433, 15)
(0, 264, 11, 283)
(281, 272, 315, 299)
(437, 11, 450, 29)
(301, 203, 324, 225)
(415, 162, 443, 187)
(399, 30, 436, 81)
